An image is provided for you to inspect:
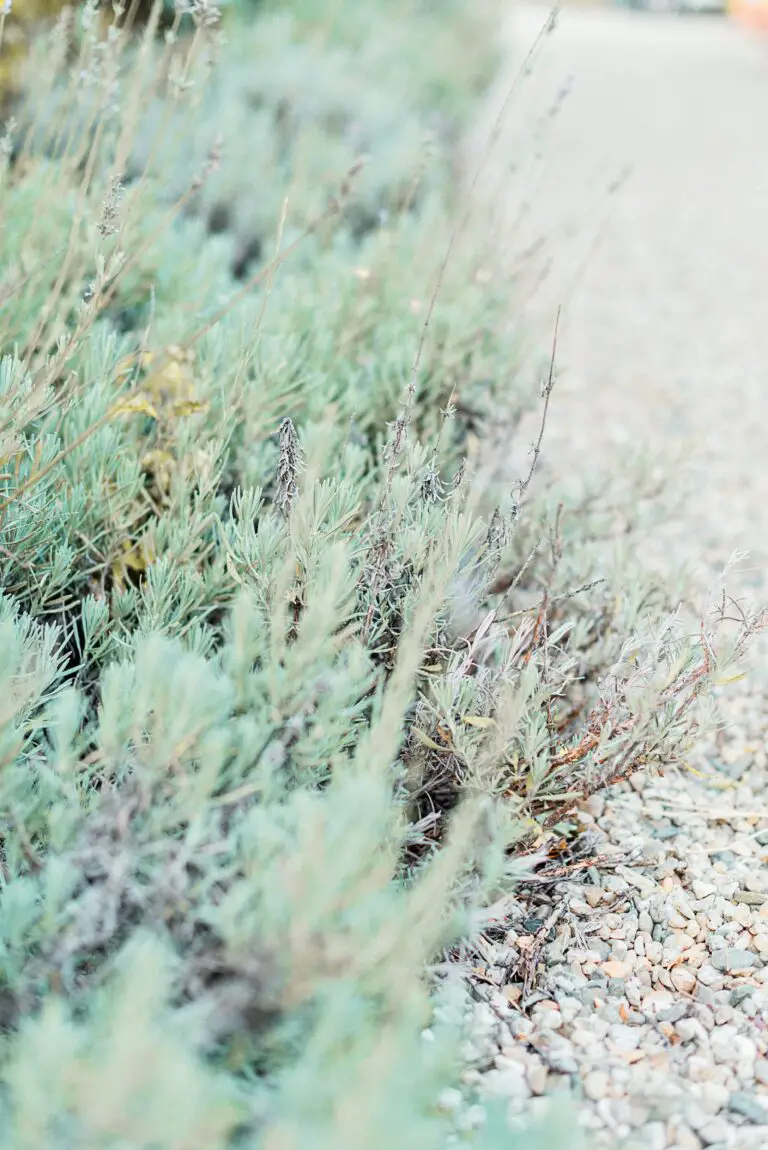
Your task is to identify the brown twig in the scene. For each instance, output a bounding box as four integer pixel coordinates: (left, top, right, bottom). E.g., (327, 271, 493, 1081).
(515, 305, 560, 512)
(519, 900, 565, 997)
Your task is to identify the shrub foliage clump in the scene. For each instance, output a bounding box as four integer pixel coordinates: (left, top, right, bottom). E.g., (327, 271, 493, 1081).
(0, 2, 759, 1146)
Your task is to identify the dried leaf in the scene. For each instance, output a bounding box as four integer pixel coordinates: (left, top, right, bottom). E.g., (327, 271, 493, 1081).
(110, 394, 158, 420)
(141, 449, 176, 495)
(171, 399, 210, 418)
(460, 714, 497, 730)
(110, 537, 156, 592)
(469, 967, 495, 985)
(411, 728, 448, 753)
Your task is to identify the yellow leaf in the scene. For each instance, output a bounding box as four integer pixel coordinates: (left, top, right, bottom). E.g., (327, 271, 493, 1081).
(110, 537, 156, 592)
(171, 399, 209, 418)
(114, 354, 138, 380)
(143, 346, 197, 404)
(144, 360, 184, 399)
(680, 760, 737, 789)
(411, 728, 448, 753)
(110, 394, 158, 420)
(141, 449, 175, 471)
(141, 449, 176, 494)
(461, 715, 497, 730)
(715, 671, 748, 686)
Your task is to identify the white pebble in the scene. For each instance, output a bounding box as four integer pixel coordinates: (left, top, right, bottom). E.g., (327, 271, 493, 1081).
(583, 1069, 611, 1102)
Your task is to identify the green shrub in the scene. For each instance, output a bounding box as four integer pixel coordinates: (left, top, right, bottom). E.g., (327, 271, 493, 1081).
(0, 1, 759, 1146)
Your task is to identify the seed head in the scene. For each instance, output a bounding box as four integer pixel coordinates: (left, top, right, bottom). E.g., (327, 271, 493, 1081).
(98, 175, 124, 238)
(275, 418, 303, 516)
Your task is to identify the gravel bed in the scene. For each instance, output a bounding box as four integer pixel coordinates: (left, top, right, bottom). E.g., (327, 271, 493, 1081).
(458, 681, 768, 1147)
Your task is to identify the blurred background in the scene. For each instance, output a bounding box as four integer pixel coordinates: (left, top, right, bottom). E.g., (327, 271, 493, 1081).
(468, 0, 768, 599)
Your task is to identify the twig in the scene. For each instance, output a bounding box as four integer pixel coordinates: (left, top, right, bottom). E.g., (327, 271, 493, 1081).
(420, 7, 559, 427)
(495, 577, 607, 620)
(516, 851, 648, 885)
(520, 900, 565, 997)
(515, 305, 560, 511)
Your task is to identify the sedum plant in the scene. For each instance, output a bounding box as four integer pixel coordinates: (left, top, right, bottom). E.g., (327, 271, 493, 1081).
(0, 1, 760, 1147)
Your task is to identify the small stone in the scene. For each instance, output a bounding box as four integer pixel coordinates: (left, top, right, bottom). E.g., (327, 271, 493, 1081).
(658, 1001, 689, 1024)
(657, 967, 674, 991)
(649, 1083, 686, 1121)
(697, 964, 724, 986)
(538, 1009, 563, 1030)
(583, 1069, 610, 1101)
(711, 948, 759, 973)
(557, 996, 582, 1024)
(539, 1034, 578, 1075)
(735, 891, 767, 906)
(728, 1091, 768, 1124)
(625, 869, 660, 899)
(483, 1065, 530, 1100)
(692, 880, 717, 900)
(754, 1058, 768, 1085)
(675, 1017, 707, 1044)
(643, 989, 675, 1015)
(624, 914, 640, 941)
(670, 1124, 704, 1149)
(672, 893, 696, 920)
(602, 959, 633, 980)
(665, 930, 695, 955)
(698, 1115, 731, 1145)
(711, 1025, 742, 1064)
(732, 1034, 758, 1065)
(644, 1122, 671, 1150)
(547, 938, 567, 963)
(731, 985, 756, 1007)
(733, 902, 755, 928)
(699, 1083, 730, 1115)
(714, 1004, 733, 1025)
(670, 966, 697, 994)
(688, 1055, 716, 1083)
(437, 1087, 463, 1113)
(587, 794, 605, 819)
(638, 911, 654, 933)
(692, 1003, 715, 1030)
(625, 978, 643, 1008)
(586, 887, 605, 908)
(721, 753, 752, 781)
(526, 1060, 548, 1096)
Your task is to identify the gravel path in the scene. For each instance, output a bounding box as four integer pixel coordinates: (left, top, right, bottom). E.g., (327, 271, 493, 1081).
(459, 8, 768, 1147)
(469, 4, 768, 598)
